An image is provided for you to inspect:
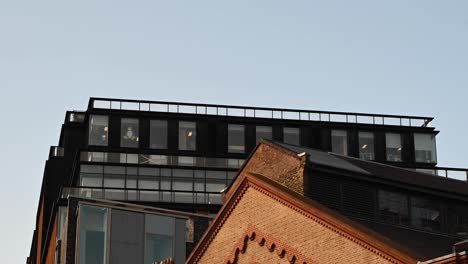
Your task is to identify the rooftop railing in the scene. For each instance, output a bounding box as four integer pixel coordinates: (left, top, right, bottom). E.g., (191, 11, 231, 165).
(88, 97, 434, 128)
(62, 187, 223, 205)
(416, 167, 468, 182)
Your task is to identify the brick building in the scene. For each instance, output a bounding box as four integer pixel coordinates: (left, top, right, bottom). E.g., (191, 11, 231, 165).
(187, 140, 468, 264)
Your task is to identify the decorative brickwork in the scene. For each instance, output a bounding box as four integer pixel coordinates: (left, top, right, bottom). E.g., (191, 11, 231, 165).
(225, 224, 313, 264)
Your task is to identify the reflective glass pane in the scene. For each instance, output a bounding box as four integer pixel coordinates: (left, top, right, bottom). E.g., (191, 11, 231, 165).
(150, 120, 168, 149)
(178, 121, 196, 151)
(414, 133, 437, 163)
(283, 127, 300, 146)
(228, 124, 245, 153)
(145, 214, 174, 264)
(411, 197, 441, 231)
(79, 205, 108, 264)
(386, 133, 402, 161)
(255, 126, 272, 144)
(89, 115, 108, 146)
(378, 190, 409, 225)
(121, 118, 139, 148)
(359, 132, 375, 160)
(331, 130, 348, 155)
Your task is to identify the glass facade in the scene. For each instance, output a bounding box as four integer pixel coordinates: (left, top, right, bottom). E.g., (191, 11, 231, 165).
(89, 115, 108, 146)
(414, 133, 437, 163)
(150, 120, 168, 149)
(283, 127, 300, 146)
(331, 130, 348, 155)
(77, 204, 186, 264)
(79, 165, 229, 204)
(255, 126, 272, 144)
(121, 118, 139, 148)
(386, 133, 402, 162)
(358, 132, 375, 160)
(179, 121, 196, 151)
(228, 124, 245, 153)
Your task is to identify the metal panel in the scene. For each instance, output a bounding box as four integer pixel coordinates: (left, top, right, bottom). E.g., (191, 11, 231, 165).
(109, 209, 144, 264)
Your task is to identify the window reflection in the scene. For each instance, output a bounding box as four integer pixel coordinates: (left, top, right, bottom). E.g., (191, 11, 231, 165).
(255, 126, 272, 144)
(179, 121, 196, 151)
(414, 133, 437, 163)
(386, 133, 402, 162)
(89, 115, 108, 146)
(283, 127, 300, 146)
(150, 120, 167, 149)
(228, 124, 245, 153)
(378, 190, 409, 225)
(121, 118, 139, 148)
(331, 130, 348, 155)
(411, 197, 441, 231)
(359, 132, 375, 160)
(79, 205, 108, 264)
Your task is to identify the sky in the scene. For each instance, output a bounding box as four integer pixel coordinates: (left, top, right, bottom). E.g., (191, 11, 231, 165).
(0, 0, 467, 262)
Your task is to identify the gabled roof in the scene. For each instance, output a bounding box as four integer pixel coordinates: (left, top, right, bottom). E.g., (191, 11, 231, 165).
(187, 171, 422, 263)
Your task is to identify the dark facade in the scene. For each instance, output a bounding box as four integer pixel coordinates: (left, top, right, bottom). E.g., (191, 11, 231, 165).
(27, 98, 468, 264)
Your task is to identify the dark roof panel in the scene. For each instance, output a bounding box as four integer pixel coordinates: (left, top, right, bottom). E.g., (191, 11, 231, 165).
(273, 141, 468, 198)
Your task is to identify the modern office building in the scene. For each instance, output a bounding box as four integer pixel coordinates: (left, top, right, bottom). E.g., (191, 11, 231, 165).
(27, 97, 468, 264)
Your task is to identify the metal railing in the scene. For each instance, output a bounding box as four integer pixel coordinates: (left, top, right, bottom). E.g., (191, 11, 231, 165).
(80, 151, 245, 169)
(416, 167, 468, 182)
(88, 97, 434, 127)
(62, 187, 223, 205)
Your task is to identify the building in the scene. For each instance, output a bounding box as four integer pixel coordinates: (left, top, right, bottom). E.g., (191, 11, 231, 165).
(187, 140, 468, 264)
(27, 97, 468, 263)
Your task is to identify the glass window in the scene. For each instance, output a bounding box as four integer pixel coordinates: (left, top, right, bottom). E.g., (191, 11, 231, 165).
(78, 205, 108, 264)
(103, 166, 125, 200)
(145, 214, 175, 264)
(178, 121, 196, 151)
(447, 205, 468, 236)
(331, 130, 348, 155)
(386, 133, 402, 162)
(359, 132, 375, 160)
(80, 165, 103, 187)
(150, 120, 168, 149)
(283, 127, 300, 146)
(378, 190, 409, 225)
(411, 197, 441, 231)
(89, 115, 108, 146)
(228, 124, 245, 153)
(414, 133, 437, 163)
(121, 118, 139, 148)
(255, 126, 272, 144)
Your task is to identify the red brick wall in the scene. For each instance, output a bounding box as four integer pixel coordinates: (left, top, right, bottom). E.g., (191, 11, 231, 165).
(241, 143, 307, 195)
(196, 186, 401, 264)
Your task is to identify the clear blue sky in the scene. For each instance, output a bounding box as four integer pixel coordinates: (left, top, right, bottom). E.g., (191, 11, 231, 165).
(1, 0, 467, 262)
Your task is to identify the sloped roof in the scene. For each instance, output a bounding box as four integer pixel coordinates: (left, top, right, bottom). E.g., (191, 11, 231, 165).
(274, 141, 468, 199)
